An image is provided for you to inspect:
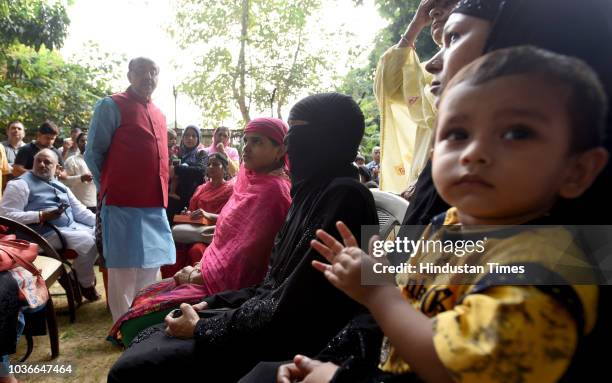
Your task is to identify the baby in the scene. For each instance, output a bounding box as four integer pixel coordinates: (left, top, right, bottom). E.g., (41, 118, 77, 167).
(307, 46, 608, 383)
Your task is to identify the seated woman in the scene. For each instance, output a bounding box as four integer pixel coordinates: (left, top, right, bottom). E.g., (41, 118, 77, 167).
(109, 117, 292, 347)
(162, 152, 236, 279)
(166, 125, 208, 223)
(206, 126, 240, 177)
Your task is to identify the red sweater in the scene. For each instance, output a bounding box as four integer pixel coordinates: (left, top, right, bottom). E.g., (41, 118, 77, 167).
(100, 89, 169, 207)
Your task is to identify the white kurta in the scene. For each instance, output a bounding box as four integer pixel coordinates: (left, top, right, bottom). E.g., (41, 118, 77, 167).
(62, 153, 97, 208)
(0, 178, 98, 286)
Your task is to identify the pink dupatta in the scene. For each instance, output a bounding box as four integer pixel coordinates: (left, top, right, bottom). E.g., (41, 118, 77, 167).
(109, 165, 291, 343)
(198, 165, 291, 293)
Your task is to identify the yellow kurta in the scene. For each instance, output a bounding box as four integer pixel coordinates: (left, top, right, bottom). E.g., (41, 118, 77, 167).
(380, 208, 598, 383)
(0, 144, 10, 198)
(374, 46, 436, 194)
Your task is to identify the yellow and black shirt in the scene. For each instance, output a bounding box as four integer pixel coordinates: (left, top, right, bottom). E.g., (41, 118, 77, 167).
(379, 208, 598, 383)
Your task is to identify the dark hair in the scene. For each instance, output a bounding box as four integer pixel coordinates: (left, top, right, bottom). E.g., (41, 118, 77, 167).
(208, 152, 229, 168)
(358, 165, 372, 183)
(208, 152, 230, 178)
(444, 46, 608, 152)
(215, 126, 230, 136)
(76, 132, 87, 145)
(6, 120, 23, 130)
(38, 120, 59, 135)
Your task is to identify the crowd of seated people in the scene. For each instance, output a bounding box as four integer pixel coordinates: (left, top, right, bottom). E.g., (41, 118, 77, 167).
(2, 1, 612, 382)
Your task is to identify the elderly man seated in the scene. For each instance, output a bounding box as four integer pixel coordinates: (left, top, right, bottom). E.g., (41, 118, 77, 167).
(0, 149, 99, 301)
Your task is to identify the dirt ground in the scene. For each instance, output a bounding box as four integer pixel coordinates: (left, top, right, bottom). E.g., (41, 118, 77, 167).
(10, 269, 123, 383)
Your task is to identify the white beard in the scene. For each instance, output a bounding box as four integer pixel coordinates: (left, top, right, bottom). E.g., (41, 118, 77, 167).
(33, 170, 53, 181)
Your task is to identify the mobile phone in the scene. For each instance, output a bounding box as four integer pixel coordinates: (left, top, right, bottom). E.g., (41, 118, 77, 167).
(170, 308, 183, 318)
(57, 203, 69, 214)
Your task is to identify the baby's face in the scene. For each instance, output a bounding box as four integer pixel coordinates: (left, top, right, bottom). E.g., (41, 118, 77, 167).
(432, 74, 575, 225)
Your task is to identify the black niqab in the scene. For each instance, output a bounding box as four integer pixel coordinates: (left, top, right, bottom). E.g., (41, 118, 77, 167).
(287, 92, 363, 195)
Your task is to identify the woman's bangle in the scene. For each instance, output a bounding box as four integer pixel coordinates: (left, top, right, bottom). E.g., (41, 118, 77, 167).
(188, 268, 198, 283)
(399, 33, 415, 48)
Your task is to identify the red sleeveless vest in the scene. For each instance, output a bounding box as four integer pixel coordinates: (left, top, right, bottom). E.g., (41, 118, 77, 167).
(100, 89, 169, 207)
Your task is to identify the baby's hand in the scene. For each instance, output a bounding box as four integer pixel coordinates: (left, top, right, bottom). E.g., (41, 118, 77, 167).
(310, 221, 380, 306)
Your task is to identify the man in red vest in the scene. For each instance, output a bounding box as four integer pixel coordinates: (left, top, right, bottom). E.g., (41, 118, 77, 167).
(85, 57, 176, 322)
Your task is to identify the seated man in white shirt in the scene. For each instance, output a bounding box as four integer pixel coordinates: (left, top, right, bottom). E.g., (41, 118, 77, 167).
(0, 149, 100, 301)
(62, 132, 96, 212)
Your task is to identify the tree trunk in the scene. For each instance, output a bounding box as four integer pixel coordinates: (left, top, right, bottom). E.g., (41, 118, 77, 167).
(234, 0, 251, 123)
(276, 30, 303, 122)
(276, 96, 283, 120)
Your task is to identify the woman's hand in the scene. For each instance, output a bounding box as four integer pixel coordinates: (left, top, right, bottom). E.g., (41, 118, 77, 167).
(413, 0, 436, 28)
(276, 355, 339, 383)
(216, 142, 225, 153)
(310, 221, 385, 307)
(173, 266, 203, 286)
(399, 0, 435, 47)
(164, 303, 200, 339)
(190, 208, 205, 219)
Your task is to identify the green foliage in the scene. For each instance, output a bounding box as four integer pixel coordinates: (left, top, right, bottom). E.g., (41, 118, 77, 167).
(171, 0, 336, 127)
(0, 0, 70, 52)
(0, 43, 114, 137)
(374, 0, 438, 61)
(339, 0, 437, 160)
(0, 2, 117, 139)
(336, 65, 379, 158)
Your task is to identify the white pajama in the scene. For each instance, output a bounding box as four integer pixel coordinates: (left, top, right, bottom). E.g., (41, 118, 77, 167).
(107, 267, 160, 322)
(45, 224, 97, 287)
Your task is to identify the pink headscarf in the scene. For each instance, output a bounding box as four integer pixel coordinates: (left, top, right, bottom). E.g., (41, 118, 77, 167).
(244, 117, 288, 146)
(244, 117, 289, 170)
